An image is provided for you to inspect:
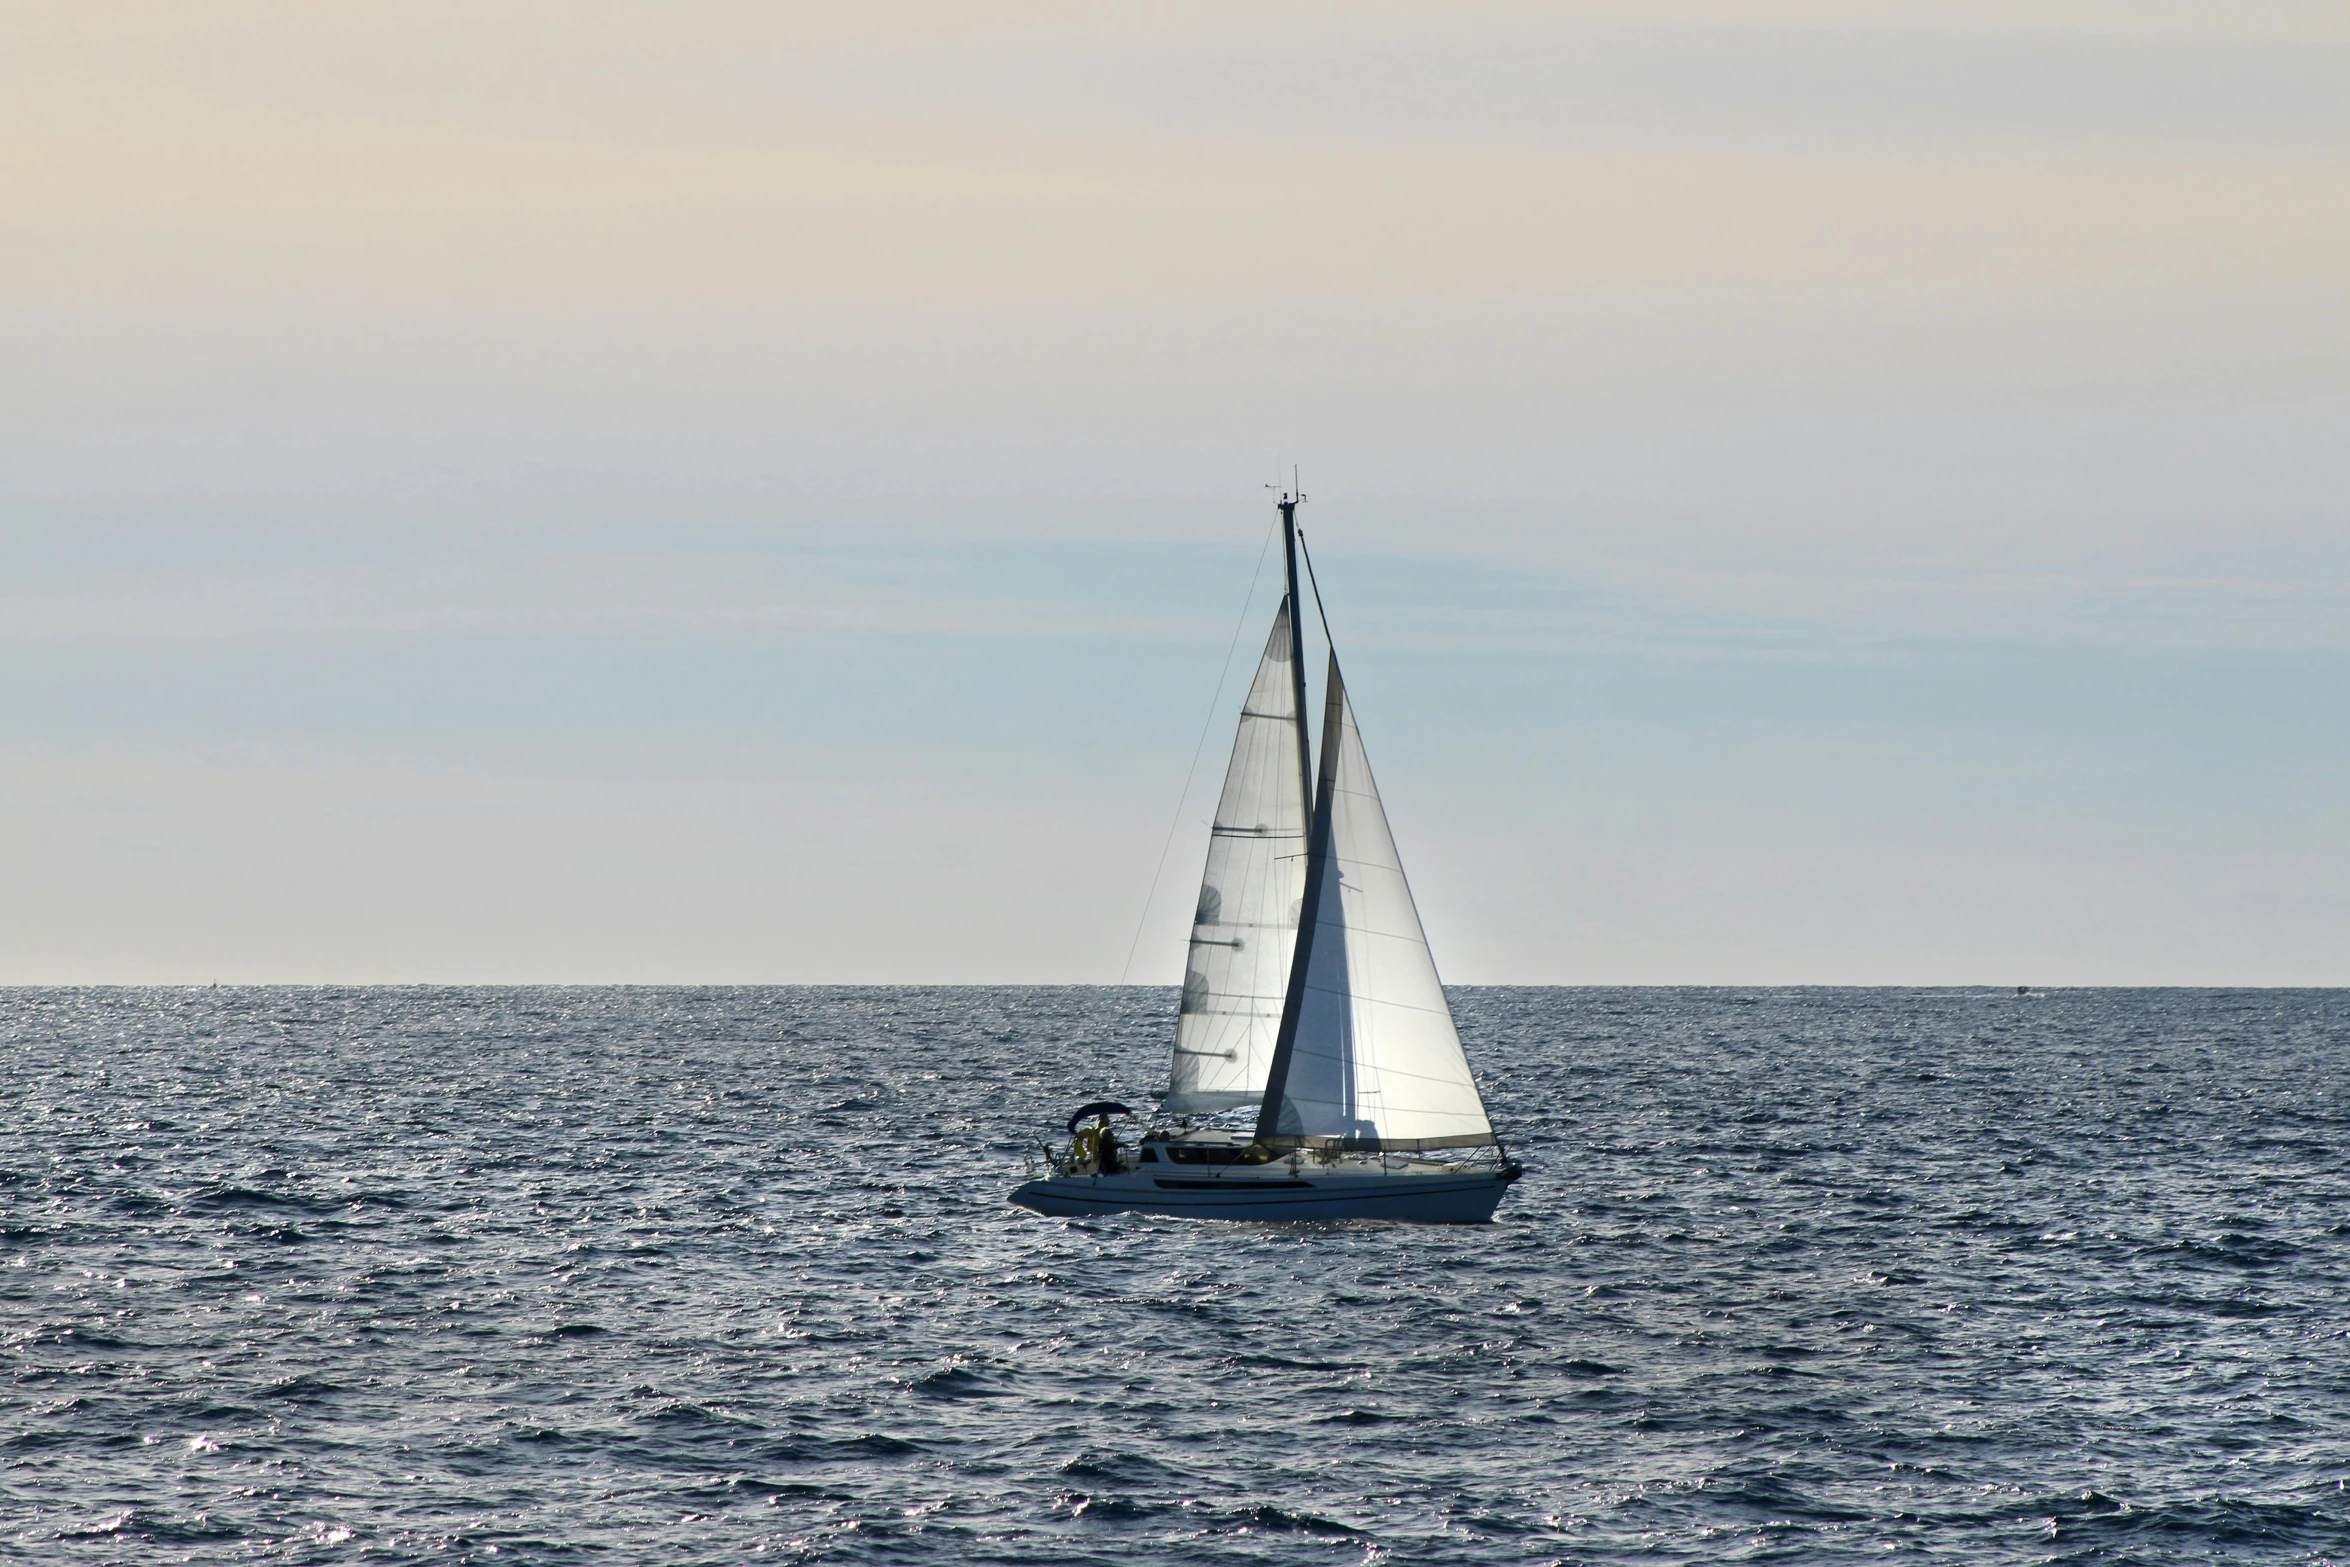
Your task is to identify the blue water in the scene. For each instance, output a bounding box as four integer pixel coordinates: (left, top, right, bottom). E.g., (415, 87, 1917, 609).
(4, 986, 2347, 1564)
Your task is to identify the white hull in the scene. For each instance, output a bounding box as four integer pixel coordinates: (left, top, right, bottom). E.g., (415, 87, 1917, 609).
(1010, 1166, 1517, 1223)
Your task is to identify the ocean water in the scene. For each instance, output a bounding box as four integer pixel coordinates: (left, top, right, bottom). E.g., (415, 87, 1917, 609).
(3, 986, 2347, 1565)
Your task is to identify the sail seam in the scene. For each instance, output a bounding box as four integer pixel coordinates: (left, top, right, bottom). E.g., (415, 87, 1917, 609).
(1287, 980, 1455, 1020)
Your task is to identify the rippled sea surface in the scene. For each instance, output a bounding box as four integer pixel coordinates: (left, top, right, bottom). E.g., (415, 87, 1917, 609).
(5, 987, 2349, 1564)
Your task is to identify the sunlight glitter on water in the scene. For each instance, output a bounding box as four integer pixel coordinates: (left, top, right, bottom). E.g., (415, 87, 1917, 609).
(3, 985, 2347, 1563)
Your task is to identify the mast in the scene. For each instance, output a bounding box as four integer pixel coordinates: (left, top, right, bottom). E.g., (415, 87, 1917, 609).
(1278, 486, 1313, 832)
(1254, 651, 1346, 1148)
(1260, 480, 1320, 1146)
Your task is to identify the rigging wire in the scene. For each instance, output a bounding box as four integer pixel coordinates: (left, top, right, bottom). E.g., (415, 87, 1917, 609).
(1296, 527, 1338, 655)
(1115, 516, 1283, 986)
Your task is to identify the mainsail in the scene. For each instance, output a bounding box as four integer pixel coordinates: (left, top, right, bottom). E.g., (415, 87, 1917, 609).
(1162, 598, 1311, 1112)
(1255, 654, 1497, 1150)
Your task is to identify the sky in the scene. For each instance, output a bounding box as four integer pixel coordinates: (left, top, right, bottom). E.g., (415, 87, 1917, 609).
(4, 0, 2348, 983)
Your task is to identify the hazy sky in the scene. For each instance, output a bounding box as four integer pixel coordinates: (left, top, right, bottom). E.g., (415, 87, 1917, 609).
(5, 1, 2348, 982)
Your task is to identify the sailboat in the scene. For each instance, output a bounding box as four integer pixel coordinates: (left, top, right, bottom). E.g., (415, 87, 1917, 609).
(1011, 490, 1521, 1223)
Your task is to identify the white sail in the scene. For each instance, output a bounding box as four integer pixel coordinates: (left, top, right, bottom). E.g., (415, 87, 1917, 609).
(1163, 599, 1311, 1112)
(1258, 657, 1496, 1150)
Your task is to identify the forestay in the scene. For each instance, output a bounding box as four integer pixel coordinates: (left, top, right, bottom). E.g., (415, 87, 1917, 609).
(1257, 656, 1497, 1150)
(1163, 599, 1311, 1112)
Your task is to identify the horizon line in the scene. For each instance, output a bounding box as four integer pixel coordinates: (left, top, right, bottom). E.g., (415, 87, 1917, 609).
(3, 980, 2341, 992)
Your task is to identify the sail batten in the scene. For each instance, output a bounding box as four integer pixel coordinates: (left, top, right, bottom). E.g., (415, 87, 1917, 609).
(1253, 655, 1497, 1152)
(1162, 598, 1313, 1114)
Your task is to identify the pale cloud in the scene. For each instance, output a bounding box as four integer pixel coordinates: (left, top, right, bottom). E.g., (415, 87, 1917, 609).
(0, 551, 1231, 646)
(6, 4, 2343, 319)
(0, 745, 1166, 984)
(4, 1, 2346, 980)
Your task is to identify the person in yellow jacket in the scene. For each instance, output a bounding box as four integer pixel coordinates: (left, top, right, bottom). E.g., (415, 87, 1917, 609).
(1070, 1115, 1124, 1174)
